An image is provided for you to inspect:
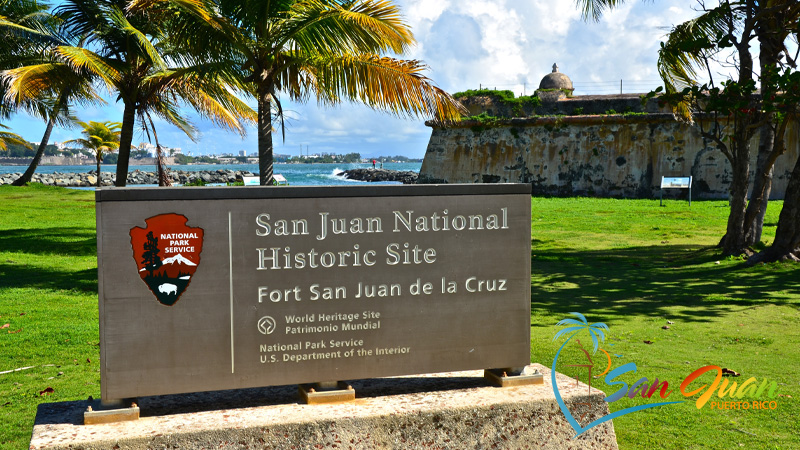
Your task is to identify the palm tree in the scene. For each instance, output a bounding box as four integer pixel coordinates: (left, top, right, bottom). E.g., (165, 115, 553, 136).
(64, 120, 121, 186)
(40, 0, 256, 187)
(136, 0, 466, 185)
(0, 0, 99, 186)
(3, 56, 104, 186)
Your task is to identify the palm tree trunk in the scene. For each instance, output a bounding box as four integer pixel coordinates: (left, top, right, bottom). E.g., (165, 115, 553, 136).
(11, 117, 54, 186)
(146, 114, 172, 187)
(96, 156, 102, 188)
(11, 93, 67, 186)
(115, 100, 137, 187)
(257, 83, 274, 186)
(156, 145, 171, 186)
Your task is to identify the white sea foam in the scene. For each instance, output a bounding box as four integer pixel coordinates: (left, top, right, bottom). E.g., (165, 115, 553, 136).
(324, 168, 363, 183)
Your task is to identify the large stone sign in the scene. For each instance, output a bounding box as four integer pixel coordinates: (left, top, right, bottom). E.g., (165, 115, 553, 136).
(96, 184, 532, 401)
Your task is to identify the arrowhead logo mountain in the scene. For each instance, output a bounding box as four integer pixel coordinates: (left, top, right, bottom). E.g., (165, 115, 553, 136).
(130, 214, 204, 306)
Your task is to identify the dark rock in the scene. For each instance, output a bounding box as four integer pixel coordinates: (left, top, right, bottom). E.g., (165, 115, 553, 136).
(338, 168, 418, 184)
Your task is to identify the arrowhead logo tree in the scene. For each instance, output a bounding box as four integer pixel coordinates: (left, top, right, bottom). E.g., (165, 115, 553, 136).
(130, 214, 204, 306)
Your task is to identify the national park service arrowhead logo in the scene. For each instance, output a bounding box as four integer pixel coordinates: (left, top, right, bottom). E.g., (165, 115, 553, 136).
(130, 214, 204, 306)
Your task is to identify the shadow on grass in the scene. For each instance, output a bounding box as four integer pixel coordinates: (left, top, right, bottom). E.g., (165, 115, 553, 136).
(531, 242, 799, 326)
(0, 262, 97, 293)
(0, 227, 96, 256)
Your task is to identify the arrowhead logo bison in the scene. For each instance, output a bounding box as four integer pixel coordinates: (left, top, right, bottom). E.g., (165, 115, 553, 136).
(130, 214, 204, 306)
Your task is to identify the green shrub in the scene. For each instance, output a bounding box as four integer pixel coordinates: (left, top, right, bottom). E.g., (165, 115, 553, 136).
(452, 89, 541, 111)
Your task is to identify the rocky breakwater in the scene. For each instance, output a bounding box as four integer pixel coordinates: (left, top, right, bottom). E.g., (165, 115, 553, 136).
(0, 169, 256, 187)
(338, 168, 418, 184)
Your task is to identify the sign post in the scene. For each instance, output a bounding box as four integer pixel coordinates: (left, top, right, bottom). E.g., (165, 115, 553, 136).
(96, 184, 532, 402)
(660, 176, 693, 206)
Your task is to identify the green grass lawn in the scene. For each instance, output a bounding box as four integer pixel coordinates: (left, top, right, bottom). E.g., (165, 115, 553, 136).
(0, 186, 797, 450)
(531, 198, 799, 449)
(0, 185, 99, 449)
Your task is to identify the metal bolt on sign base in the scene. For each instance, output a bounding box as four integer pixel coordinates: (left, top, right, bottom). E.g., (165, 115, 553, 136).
(299, 381, 356, 404)
(484, 366, 544, 387)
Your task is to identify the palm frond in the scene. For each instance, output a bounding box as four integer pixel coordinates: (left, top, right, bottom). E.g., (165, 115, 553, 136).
(658, 4, 735, 92)
(0, 14, 59, 45)
(4, 63, 71, 102)
(54, 46, 122, 87)
(657, 4, 736, 119)
(575, 0, 629, 22)
(66, 120, 121, 155)
(143, 69, 256, 137)
(281, 0, 413, 56)
(62, 137, 92, 147)
(153, 101, 199, 140)
(104, 5, 167, 70)
(55, 1, 111, 45)
(127, 0, 216, 24)
(0, 125, 31, 151)
(307, 54, 465, 121)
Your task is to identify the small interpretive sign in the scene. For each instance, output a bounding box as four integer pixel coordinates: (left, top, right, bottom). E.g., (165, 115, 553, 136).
(660, 176, 693, 206)
(96, 184, 532, 401)
(242, 176, 259, 186)
(661, 177, 692, 188)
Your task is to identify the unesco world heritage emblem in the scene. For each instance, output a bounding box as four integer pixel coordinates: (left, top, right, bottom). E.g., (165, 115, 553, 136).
(129, 213, 204, 306)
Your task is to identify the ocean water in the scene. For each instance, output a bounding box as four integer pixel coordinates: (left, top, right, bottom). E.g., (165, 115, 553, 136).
(0, 162, 423, 186)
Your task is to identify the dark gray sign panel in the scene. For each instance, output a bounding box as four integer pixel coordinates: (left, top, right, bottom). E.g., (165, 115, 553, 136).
(96, 184, 531, 400)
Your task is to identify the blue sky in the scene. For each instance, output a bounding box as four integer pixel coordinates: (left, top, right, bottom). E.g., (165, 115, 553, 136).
(5, 0, 701, 158)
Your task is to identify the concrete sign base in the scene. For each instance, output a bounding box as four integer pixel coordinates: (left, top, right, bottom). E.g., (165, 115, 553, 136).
(31, 364, 618, 450)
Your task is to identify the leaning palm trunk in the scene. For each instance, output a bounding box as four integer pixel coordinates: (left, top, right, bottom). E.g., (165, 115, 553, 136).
(156, 144, 171, 186)
(11, 94, 67, 186)
(147, 114, 172, 187)
(11, 117, 54, 186)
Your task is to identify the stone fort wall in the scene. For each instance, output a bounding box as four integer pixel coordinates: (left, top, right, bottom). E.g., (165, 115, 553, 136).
(419, 96, 799, 199)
